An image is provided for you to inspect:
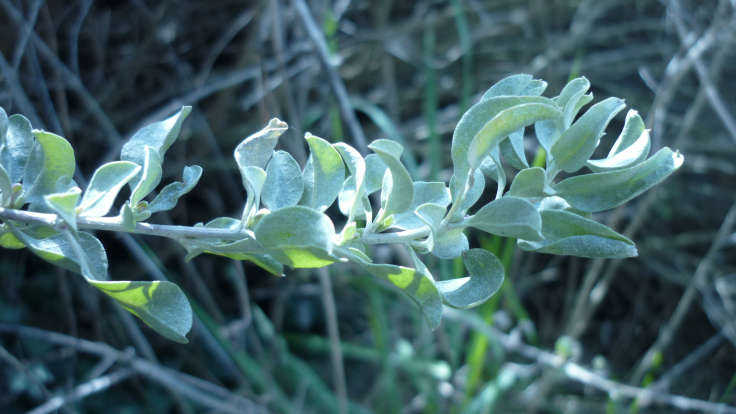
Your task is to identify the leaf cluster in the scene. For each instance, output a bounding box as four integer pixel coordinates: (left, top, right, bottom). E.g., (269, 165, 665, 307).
(0, 74, 683, 341)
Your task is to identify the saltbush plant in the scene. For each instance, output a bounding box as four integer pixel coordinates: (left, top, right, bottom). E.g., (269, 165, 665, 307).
(0, 74, 682, 343)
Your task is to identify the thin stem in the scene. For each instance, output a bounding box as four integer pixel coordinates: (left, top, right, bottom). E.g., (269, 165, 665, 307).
(361, 226, 432, 245)
(0, 207, 251, 240)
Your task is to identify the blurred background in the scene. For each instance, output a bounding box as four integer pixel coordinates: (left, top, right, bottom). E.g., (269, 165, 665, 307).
(1, 0, 736, 412)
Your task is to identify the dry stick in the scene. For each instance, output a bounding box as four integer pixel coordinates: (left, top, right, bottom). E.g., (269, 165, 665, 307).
(317, 266, 349, 414)
(0, 51, 43, 126)
(563, 18, 721, 339)
(270, 0, 308, 164)
(0, 0, 121, 145)
(444, 309, 736, 414)
(649, 332, 725, 394)
(567, 33, 733, 340)
(630, 200, 736, 385)
(27, 368, 134, 414)
(0, 344, 75, 414)
(292, 0, 369, 153)
(0, 323, 267, 414)
(669, 0, 736, 143)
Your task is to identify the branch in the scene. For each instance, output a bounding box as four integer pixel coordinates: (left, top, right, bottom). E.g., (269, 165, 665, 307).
(0, 323, 267, 414)
(444, 308, 736, 414)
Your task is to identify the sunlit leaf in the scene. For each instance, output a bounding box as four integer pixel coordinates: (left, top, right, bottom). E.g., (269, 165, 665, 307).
(44, 187, 82, 231)
(91, 280, 192, 343)
(23, 131, 76, 206)
(254, 206, 337, 268)
(358, 260, 443, 329)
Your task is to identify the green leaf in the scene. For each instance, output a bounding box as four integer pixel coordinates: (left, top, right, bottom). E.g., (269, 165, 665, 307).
(480, 74, 547, 100)
(436, 249, 504, 308)
(254, 206, 337, 268)
(182, 236, 284, 276)
(120, 106, 191, 167)
(586, 110, 650, 172)
(90, 280, 192, 344)
(0, 227, 25, 249)
(119, 203, 136, 231)
(467, 196, 543, 241)
(301, 133, 344, 212)
(608, 109, 646, 157)
(334, 142, 367, 222)
(241, 166, 267, 223)
(2, 114, 34, 184)
(392, 181, 450, 230)
(364, 154, 387, 194)
(148, 165, 203, 214)
(234, 118, 287, 169)
(554, 147, 683, 212)
(468, 103, 562, 169)
(432, 227, 469, 260)
(44, 187, 82, 231)
(518, 209, 637, 258)
(0, 107, 7, 139)
(129, 146, 162, 206)
(508, 167, 551, 198)
(459, 169, 485, 213)
(79, 161, 141, 217)
(358, 261, 443, 329)
(261, 151, 303, 211)
(9, 226, 108, 281)
(0, 163, 12, 206)
(500, 129, 528, 169)
(587, 130, 650, 172)
(23, 131, 76, 205)
(451, 96, 557, 201)
(550, 97, 626, 173)
(369, 139, 414, 222)
(554, 77, 592, 127)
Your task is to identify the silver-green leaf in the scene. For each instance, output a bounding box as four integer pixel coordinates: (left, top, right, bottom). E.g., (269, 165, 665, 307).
(79, 161, 141, 217)
(148, 165, 203, 214)
(129, 146, 162, 206)
(555, 147, 684, 212)
(518, 209, 637, 258)
(91, 280, 192, 344)
(2, 114, 34, 184)
(261, 151, 303, 211)
(550, 97, 625, 173)
(467, 196, 543, 241)
(436, 248, 504, 309)
(121, 106, 192, 167)
(369, 139, 414, 222)
(254, 205, 337, 268)
(301, 133, 344, 212)
(44, 187, 82, 231)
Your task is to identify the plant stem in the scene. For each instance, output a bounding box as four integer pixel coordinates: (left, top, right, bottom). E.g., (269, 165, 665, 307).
(0, 207, 250, 240)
